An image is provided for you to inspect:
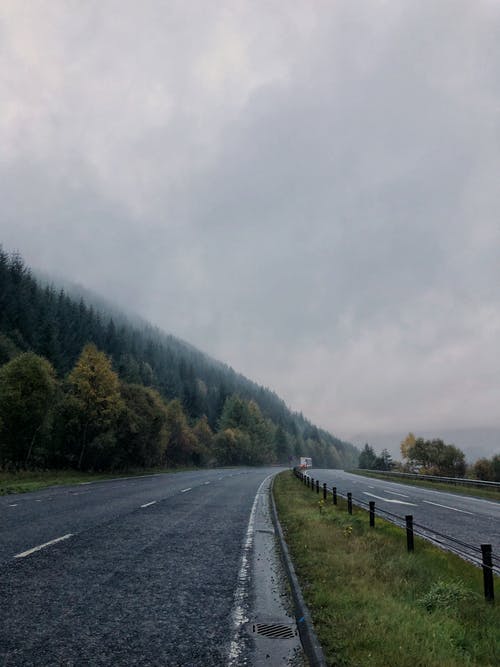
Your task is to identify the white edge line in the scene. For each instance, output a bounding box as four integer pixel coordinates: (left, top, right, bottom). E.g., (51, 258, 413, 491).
(180, 488, 192, 493)
(140, 501, 157, 508)
(423, 500, 474, 515)
(227, 473, 274, 666)
(15, 534, 73, 559)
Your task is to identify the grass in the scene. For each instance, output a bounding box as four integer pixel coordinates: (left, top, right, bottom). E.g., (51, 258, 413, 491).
(274, 471, 500, 667)
(0, 466, 197, 495)
(350, 469, 500, 502)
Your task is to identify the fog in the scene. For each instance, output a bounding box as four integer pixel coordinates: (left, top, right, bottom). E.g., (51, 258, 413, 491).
(2, 1, 500, 455)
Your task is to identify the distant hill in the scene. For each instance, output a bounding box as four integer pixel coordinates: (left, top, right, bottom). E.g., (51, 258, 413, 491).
(0, 246, 358, 469)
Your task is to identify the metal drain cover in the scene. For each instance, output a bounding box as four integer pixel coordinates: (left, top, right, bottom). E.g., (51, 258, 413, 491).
(252, 623, 297, 639)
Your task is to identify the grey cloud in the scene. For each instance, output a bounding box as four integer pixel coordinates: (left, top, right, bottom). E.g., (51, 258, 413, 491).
(1, 1, 500, 449)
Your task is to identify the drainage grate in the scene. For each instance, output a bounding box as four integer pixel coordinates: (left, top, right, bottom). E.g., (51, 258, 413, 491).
(252, 623, 297, 639)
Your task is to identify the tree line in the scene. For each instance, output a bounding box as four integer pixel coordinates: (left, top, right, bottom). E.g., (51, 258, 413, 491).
(0, 249, 359, 470)
(358, 433, 499, 481)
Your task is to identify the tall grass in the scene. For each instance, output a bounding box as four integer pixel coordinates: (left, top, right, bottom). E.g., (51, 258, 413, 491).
(274, 471, 500, 667)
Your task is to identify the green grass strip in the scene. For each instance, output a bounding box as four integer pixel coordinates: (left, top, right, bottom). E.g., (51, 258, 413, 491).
(350, 469, 500, 502)
(274, 471, 500, 667)
(0, 467, 198, 495)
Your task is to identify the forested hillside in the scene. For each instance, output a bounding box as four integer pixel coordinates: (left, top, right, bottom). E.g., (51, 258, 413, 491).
(0, 248, 358, 471)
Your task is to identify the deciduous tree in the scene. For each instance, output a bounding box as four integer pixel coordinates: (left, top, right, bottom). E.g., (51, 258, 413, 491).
(66, 344, 122, 469)
(0, 352, 57, 466)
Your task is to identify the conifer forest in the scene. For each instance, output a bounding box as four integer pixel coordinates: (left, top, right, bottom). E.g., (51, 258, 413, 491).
(0, 248, 358, 472)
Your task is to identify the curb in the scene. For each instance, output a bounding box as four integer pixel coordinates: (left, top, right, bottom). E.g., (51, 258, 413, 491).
(269, 475, 328, 667)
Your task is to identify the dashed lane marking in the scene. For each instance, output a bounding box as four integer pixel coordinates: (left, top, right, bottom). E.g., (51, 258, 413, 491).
(140, 501, 157, 508)
(383, 489, 410, 498)
(9, 504, 18, 507)
(15, 534, 73, 559)
(363, 492, 417, 506)
(181, 488, 192, 493)
(204, 482, 211, 485)
(423, 500, 474, 515)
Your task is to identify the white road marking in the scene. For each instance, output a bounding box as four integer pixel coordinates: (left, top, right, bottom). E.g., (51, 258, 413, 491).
(383, 489, 410, 498)
(140, 501, 157, 508)
(9, 504, 18, 507)
(35, 499, 42, 502)
(15, 534, 73, 559)
(363, 492, 417, 507)
(463, 496, 500, 508)
(204, 481, 211, 485)
(79, 482, 92, 485)
(368, 486, 375, 489)
(423, 500, 474, 515)
(181, 488, 191, 493)
(228, 474, 274, 666)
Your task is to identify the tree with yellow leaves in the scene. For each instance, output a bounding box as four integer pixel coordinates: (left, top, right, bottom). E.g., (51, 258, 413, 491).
(400, 432, 416, 461)
(66, 344, 123, 469)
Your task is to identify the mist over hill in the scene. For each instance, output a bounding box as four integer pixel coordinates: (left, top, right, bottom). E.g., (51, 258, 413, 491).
(0, 247, 358, 470)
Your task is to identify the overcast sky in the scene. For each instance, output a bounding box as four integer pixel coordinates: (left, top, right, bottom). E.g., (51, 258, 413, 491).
(2, 1, 500, 452)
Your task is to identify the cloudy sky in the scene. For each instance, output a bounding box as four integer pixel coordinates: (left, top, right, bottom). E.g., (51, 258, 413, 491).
(2, 1, 500, 452)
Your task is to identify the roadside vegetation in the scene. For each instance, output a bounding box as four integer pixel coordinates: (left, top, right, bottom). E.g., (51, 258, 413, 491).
(351, 469, 500, 502)
(356, 433, 500, 502)
(0, 467, 200, 496)
(274, 471, 500, 667)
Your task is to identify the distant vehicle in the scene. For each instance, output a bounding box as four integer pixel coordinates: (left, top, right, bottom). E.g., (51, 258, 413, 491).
(299, 457, 312, 469)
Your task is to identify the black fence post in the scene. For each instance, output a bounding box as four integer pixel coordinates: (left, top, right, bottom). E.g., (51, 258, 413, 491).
(369, 501, 375, 527)
(406, 515, 414, 552)
(316, 480, 320, 494)
(323, 483, 327, 500)
(332, 487, 337, 505)
(347, 492, 352, 514)
(481, 544, 495, 603)
(311, 477, 314, 491)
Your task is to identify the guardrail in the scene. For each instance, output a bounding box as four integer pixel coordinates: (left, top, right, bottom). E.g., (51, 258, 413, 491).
(294, 468, 499, 603)
(354, 469, 500, 489)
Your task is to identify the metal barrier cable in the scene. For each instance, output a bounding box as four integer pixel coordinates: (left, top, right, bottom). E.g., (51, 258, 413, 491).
(297, 472, 497, 572)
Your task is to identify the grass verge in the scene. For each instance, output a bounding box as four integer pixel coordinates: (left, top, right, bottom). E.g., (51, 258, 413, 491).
(0, 467, 197, 495)
(274, 471, 500, 667)
(350, 469, 500, 502)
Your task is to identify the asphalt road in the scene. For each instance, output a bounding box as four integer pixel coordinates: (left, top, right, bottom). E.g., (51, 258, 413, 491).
(0, 467, 287, 666)
(308, 469, 500, 560)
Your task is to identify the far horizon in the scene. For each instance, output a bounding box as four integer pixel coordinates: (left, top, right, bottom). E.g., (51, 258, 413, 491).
(32, 263, 500, 464)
